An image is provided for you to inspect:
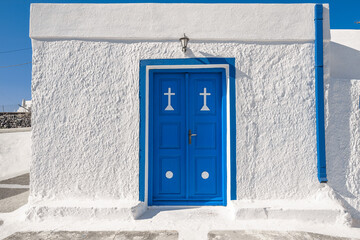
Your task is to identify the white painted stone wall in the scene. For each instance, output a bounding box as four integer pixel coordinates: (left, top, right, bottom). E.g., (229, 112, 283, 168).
(0, 129, 31, 180)
(30, 40, 319, 202)
(30, 3, 347, 222)
(327, 30, 360, 225)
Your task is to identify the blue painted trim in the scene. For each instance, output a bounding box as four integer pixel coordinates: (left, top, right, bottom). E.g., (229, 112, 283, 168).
(221, 68, 228, 206)
(314, 4, 328, 183)
(148, 70, 154, 205)
(185, 72, 190, 201)
(228, 58, 237, 200)
(151, 200, 225, 206)
(141, 58, 235, 66)
(139, 61, 146, 202)
(139, 58, 237, 202)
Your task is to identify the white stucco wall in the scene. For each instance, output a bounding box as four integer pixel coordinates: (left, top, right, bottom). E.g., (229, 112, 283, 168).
(31, 40, 319, 201)
(327, 30, 360, 225)
(29, 3, 338, 218)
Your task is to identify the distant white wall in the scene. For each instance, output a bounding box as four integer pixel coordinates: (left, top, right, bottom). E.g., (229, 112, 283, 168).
(327, 30, 360, 225)
(0, 129, 31, 180)
(330, 30, 360, 79)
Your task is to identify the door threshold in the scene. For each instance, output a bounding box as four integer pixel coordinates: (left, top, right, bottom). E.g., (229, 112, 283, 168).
(138, 204, 232, 220)
(151, 200, 225, 206)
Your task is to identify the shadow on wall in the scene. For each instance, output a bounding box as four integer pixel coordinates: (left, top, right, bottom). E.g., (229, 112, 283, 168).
(326, 78, 360, 226)
(331, 42, 360, 79)
(185, 49, 252, 80)
(327, 41, 360, 225)
(327, 78, 352, 198)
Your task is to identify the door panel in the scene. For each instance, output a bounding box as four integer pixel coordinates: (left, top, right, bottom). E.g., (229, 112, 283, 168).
(194, 123, 216, 149)
(193, 156, 217, 195)
(159, 123, 181, 149)
(153, 72, 186, 200)
(151, 70, 224, 205)
(158, 156, 182, 194)
(188, 72, 223, 199)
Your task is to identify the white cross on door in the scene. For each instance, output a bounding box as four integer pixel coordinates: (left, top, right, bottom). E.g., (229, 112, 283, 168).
(200, 88, 211, 111)
(164, 88, 175, 111)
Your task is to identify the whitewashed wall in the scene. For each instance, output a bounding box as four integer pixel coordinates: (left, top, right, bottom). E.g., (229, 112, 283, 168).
(327, 30, 360, 225)
(31, 40, 319, 201)
(0, 129, 31, 180)
(29, 3, 333, 211)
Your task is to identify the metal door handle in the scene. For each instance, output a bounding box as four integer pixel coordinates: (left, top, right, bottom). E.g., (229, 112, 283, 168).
(188, 130, 197, 144)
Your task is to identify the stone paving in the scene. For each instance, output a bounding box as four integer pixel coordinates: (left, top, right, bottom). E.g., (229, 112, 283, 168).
(0, 173, 29, 213)
(3, 230, 359, 240)
(4, 231, 178, 240)
(0, 173, 29, 185)
(208, 231, 358, 240)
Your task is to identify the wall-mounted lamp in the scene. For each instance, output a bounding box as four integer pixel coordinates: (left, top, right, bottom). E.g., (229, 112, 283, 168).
(179, 34, 189, 53)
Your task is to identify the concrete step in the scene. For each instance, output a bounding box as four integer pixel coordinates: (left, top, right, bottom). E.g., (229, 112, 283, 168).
(26, 200, 147, 221)
(230, 199, 350, 225)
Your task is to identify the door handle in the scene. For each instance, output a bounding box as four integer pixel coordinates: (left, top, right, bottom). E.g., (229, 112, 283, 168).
(188, 130, 197, 144)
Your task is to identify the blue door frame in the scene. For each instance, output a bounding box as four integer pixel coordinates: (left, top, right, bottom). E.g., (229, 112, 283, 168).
(139, 58, 237, 205)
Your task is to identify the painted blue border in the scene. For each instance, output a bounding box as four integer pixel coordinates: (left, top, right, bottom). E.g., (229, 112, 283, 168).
(315, 4, 328, 183)
(139, 58, 237, 202)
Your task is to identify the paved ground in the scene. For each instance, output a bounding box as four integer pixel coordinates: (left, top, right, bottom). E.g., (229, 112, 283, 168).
(208, 231, 358, 240)
(3, 230, 358, 240)
(0, 173, 29, 213)
(0, 174, 359, 240)
(4, 231, 178, 240)
(0, 173, 30, 185)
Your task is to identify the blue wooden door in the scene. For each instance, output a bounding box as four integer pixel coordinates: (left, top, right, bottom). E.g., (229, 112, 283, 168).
(150, 69, 225, 206)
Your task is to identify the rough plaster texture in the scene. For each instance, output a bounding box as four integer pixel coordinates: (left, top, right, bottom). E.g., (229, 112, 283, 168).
(29, 4, 330, 41)
(0, 130, 31, 180)
(326, 30, 360, 225)
(30, 39, 320, 203)
(326, 78, 360, 225)
(234, 43, 320, 200)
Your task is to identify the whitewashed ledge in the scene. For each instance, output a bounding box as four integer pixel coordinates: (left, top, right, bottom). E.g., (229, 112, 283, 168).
(0, 128, 32, 134)
(30, 3, 330, 41)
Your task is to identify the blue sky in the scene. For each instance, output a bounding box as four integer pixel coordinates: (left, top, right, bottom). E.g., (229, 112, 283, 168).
(0, 0, 359, 111)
